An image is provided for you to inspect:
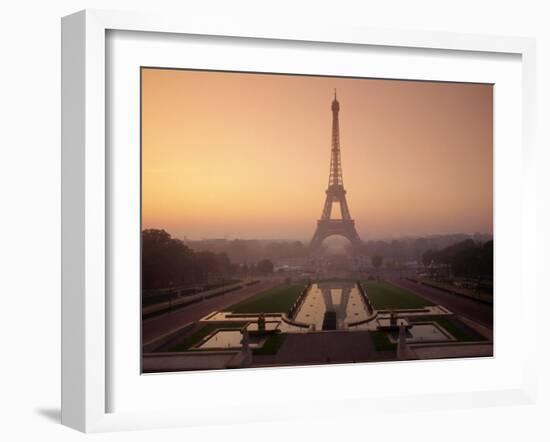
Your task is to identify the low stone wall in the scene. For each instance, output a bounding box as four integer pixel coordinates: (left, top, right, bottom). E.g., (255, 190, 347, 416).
(409, 340, 493, 349)
(356, 281, 374, 314)
(287, 283, 312, 319)
(377, 308, 430, 314)
(280, 314, 310, 329)
(227, 312, 281, 318)
(142, 350, 241, 372)
(347, 311, 378, 327)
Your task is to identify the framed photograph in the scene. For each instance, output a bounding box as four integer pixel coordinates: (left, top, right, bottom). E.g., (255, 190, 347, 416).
(61, 9, 537, 432)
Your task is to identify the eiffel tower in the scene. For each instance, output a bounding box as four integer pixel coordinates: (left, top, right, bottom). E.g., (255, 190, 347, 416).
(309, 91, 363, 265)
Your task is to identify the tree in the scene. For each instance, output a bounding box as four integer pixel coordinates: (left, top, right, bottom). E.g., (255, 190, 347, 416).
(256, 259, 274, 275)
(422, 250, 434, 268)
(142, 229, 195, 289)
(141, 229, 238, 290)
(371, 255, 383, 269)
(423, 239, 493, 281)
(194, 251, 219, 281)
(480, 240, 493, 279)
(414, 237, 428, 264)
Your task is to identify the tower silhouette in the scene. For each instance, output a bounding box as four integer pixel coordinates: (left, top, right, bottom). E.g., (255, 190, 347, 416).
(309, 91, 363, 265)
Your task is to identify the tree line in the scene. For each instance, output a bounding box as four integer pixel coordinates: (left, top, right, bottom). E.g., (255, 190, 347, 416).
(422, 239, 493, 280)
(185, 233, 492, 266)
(363, 233, 492, 265)
(142, 229, 274, 290)
(186, 238, 307, 265)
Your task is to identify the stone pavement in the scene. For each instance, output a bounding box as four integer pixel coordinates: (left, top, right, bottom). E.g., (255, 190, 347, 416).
(271, 330, 391, 365)
(411, 342, 493, 360)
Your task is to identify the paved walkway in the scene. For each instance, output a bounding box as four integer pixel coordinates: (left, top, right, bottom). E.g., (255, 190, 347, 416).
(142, 281, 245, 316)
(389, 278, 493, 328)
(142, 352, 238, 373)
(270, 331, 385, 365)
(411, 343, 493, 359)
(142, 279, 281, 344)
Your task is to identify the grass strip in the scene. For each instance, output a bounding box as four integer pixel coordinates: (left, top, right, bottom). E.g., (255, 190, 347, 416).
(225, 284, 306, 314)
(362, 281, 433, 310)
(370, 330, 397, 352)
(253, 333, 287, 356)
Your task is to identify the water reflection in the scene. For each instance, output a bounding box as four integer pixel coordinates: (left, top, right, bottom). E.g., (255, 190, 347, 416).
(198, 330, 265, 349)
(388, 323, 452, 343)
(408, 324, 449, 342)
(293, 282, 370, 330)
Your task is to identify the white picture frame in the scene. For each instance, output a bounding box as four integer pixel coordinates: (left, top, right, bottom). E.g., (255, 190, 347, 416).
(61, 9, 537, 433)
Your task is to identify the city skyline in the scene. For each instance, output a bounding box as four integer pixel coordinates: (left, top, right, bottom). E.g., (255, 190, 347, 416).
(142, 68, 493, 241)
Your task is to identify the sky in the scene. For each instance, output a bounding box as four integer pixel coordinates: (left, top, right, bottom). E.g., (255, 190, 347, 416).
(141, 68, 493, 241)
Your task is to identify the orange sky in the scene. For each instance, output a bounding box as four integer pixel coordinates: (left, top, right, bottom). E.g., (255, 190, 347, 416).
(141, 68, 493, 241)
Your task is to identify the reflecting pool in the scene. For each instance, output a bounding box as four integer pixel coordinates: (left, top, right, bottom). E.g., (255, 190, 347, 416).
(387, 323, 453, 344)
(196, 330, 265, 350)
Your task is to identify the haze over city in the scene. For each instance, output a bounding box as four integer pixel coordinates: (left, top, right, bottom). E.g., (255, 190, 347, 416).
(141, 68, 493, 241)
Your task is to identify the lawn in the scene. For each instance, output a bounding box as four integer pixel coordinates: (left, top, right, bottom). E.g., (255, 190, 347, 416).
(224, 284, 306, 314)
(252, 333, 287, 355)
(168, 322, 247, 352)
(362, 281, 433, 310)
(370, 331, 396, 352)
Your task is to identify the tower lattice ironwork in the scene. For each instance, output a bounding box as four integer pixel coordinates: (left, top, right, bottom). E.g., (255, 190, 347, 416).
(309, 91, 363, 264)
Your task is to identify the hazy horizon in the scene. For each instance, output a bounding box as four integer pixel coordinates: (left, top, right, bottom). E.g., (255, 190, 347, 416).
(147, 229, 493, 244)
(142, 69, 493, 241)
